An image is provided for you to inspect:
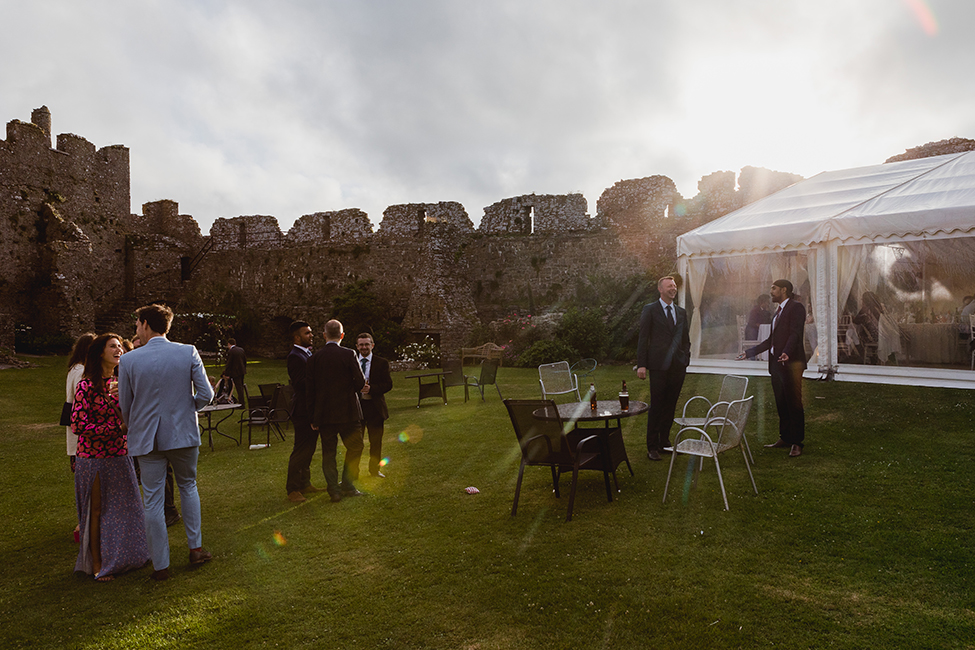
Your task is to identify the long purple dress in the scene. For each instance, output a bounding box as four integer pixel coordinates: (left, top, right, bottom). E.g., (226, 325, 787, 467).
(72, 376, 150, 578)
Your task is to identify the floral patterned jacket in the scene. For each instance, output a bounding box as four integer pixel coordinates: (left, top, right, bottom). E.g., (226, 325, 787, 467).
(71, 376, 127, 458)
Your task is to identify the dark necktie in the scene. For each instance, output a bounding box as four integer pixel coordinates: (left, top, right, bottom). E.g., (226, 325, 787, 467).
(772, 305, 782, 329)
(360, 357, 368, 377)
(666, 304, 674, 326)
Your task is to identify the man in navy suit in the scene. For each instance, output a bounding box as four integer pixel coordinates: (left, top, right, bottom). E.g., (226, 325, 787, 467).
(306, 319, 366, 501)
(119, 303, 214, 581)
(637, 276, 691, 461)
(355, 332, 393, 478)
(222, 338, 247, 405)
(284, 320, 326, 503)
(739, 279, 807, 457)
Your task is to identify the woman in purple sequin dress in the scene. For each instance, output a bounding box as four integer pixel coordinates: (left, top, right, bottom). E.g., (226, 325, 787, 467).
(72, 333, 149, 581)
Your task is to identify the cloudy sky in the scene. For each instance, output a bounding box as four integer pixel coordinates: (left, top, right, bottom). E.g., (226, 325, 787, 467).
(2, 0, 973, 232)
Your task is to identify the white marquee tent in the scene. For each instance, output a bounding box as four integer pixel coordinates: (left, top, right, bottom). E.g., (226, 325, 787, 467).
(676, 151, 975, 389)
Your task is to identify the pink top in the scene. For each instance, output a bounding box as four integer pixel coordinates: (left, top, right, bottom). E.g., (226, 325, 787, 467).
(71, 377, 127, 459)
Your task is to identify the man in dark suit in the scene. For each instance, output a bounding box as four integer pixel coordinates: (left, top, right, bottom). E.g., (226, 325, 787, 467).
(306, 319, 366, 502)
(637, 276, 691, 461)
(738, 279, 807, 457)
(284, 320, 326, 503)
(222, 338, 247, 405)
(355, 332, 393, 478)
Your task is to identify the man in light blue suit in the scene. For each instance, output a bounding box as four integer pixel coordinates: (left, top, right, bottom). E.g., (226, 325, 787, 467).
(119, 303, 214, 581)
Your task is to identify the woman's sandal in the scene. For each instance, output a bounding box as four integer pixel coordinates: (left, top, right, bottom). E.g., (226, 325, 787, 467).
(95, 573, 114, 582)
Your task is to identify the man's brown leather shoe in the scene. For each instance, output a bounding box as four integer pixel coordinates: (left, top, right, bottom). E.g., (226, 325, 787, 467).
(647, 450, 662, 461)
(287, 491, 307, 503)
(765, 439, 789, 449)
(789, 444, 803, 457)
(150, 568, 170, 581)
(189, 548, 212, 565)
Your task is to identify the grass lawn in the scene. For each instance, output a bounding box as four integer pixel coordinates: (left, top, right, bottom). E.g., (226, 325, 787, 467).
(1, 355, 974, 649)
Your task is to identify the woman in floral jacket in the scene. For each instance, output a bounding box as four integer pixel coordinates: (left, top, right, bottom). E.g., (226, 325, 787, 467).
(71, 333, 149, 581)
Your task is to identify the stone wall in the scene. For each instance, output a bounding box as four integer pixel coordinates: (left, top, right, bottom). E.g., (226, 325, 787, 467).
(886, 137, 975, 163)
(0, 107, 130, 340)
(2, 105, 816, 359)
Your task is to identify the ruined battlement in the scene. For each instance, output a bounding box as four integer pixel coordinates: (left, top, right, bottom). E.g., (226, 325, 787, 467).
(376, 202, 474, 239)
(597, 175, 681, 228)
(288, 208, 373, 244)
(210, 215, 285, 250)
(130, 200, 204, 244)
(480, 193, 591, 234)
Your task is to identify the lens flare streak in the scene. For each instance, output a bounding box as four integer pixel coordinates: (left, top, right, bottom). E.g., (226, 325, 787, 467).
(904, 0, 938, 36)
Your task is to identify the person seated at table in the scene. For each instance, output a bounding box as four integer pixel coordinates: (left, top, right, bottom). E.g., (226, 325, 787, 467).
(72, 333, 150, 582)
(745, 294, 772, 339)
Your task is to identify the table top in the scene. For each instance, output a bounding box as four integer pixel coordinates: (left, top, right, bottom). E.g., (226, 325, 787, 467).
(199, 402, 242, 413)
(534, 399, 648, 422)
(405, 370, 452, 379)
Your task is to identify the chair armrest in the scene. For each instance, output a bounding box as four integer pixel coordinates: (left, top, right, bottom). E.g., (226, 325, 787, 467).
(680, 395, 713, 418)
(704, 400, 731, 420)
(674, 426, 717, 449)
(268, 407, 290, 422)
(571, 433, 601, 456)
(523, 433, 555, 457)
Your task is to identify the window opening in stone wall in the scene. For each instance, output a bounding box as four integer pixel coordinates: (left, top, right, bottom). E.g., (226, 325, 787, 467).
(417, 207, 426, 237)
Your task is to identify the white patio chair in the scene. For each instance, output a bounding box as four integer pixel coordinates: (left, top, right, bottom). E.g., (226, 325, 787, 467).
(674, 374, 752, 464)
(663, 396, 757, 511)
(538, 361, 582, 402)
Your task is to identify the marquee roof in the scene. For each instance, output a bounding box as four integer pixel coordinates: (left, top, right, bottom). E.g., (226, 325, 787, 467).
(677, 151, 975, 257)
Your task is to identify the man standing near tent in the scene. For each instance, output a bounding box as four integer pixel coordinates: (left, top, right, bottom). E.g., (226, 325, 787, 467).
(636, 275, 691, 461)
(738, 279, 807, 457)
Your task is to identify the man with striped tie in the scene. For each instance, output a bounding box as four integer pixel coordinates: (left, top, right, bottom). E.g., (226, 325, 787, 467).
(738, 279, 807, 457)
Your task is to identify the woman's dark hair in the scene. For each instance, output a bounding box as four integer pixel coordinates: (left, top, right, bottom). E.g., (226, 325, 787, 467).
(67, 333, 96, 368)
(83, 333, 122, 394)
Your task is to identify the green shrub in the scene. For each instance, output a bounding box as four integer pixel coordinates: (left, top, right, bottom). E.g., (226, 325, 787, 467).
(14, 324, 73, 355)
(331, 279, 407, 357)
(492, 312, 543, 364)
(516, 339, 577, 367)
(556, 307, 607, 359)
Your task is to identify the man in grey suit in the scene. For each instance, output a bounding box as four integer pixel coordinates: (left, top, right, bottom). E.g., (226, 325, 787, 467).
(119, 303, 214, 581)
(636, 276, 691, 461)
